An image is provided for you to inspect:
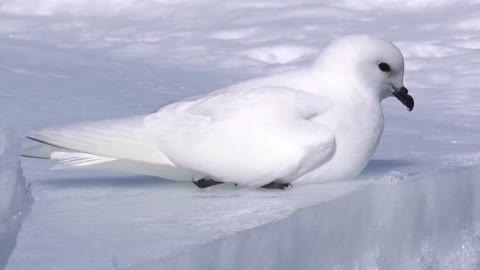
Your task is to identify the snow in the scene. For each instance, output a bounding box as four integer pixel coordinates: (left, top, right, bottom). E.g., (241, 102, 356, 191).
(0, 0, 480, 269)
(0, 130, 32, 269)
(238, 45, 317, 65)
(334, 0, 462, 11)
(138, 169, 480, 270)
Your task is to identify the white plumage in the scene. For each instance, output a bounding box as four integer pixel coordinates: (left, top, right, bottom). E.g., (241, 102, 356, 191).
(23, 34, 414, 187)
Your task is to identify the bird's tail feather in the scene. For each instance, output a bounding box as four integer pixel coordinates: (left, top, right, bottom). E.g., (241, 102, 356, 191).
(49, 151, 195, 181)
(22, 147, 196, 182)
(22, 116, 199, 182)
(25, 115, 174, 165)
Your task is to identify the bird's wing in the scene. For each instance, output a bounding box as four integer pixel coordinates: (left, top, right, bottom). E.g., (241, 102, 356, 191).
(145, 86, 335, 186)
(26, 115, 175, 166)
(25, 86, 334, 185)
(24, 115, 201, 181)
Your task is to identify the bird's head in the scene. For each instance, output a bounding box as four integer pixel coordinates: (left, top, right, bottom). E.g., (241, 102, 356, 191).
(314, 34, 414, 111)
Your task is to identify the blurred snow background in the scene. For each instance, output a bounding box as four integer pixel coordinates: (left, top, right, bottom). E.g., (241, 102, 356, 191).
(0, 0, 480, 269)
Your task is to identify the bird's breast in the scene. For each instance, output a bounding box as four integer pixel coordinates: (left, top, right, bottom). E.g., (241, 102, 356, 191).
(294, 102, 384, 184)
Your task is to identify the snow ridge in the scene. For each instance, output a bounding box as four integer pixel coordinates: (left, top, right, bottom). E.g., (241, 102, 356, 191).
(133, 168, 480, 270)
(0, 129, 32, 270)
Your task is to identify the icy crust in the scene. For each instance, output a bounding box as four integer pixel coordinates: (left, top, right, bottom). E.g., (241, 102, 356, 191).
(135, 168, 480, 270)
(0, 130, 32, 270)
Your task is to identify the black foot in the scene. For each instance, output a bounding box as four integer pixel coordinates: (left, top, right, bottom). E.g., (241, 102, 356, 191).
(193, 178, 224, 188)
(261, 182, 292, 190)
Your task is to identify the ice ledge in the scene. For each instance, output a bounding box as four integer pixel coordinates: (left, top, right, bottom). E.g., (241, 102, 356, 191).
(134, 167, 480, 270)
(0, 129, 32, 270)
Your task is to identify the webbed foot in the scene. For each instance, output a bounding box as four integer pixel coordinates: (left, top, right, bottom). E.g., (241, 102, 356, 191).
(193, 178, 224, 188)
(261, 182, 292, 190)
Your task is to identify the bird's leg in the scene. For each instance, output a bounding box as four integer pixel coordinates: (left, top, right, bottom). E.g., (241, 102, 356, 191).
(193, 178, 224, 188)
(261, 181, 292, 190)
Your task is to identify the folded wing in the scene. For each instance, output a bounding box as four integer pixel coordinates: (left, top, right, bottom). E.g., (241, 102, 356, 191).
(145, 87, 336, 186)
(24, 86, 335, 186)
(26, 115, 174, 165)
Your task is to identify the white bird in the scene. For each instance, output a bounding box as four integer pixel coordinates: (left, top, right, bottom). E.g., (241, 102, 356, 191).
(22, 34, 414, 189)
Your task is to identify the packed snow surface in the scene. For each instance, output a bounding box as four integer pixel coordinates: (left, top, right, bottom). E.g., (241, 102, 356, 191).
(0, 0, 480, 269)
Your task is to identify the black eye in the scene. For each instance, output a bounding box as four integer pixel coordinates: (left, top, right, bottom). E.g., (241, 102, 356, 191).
(378, 62, 391, 72)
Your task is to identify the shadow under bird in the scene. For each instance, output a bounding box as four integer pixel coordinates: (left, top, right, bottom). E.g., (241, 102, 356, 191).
(22, 34, 414, 189)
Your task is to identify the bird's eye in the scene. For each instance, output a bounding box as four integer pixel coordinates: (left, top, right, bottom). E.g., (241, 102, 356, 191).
(378, 62, 391, 72)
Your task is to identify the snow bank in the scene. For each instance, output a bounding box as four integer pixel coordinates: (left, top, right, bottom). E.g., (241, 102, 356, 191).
(133, 168, 480, 270)
(0, 0, 213, 16)
(334, 0, 462, 11)
(0, 130, 32, 270)
(238, 45, 317, 65)
(0, 0, 462, 16)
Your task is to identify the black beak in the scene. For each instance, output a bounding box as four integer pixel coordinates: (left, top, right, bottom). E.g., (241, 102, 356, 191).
(392, 86, 414, 111)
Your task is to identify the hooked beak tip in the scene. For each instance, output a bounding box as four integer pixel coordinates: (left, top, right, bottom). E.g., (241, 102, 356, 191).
(393, 86, 414, 111)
